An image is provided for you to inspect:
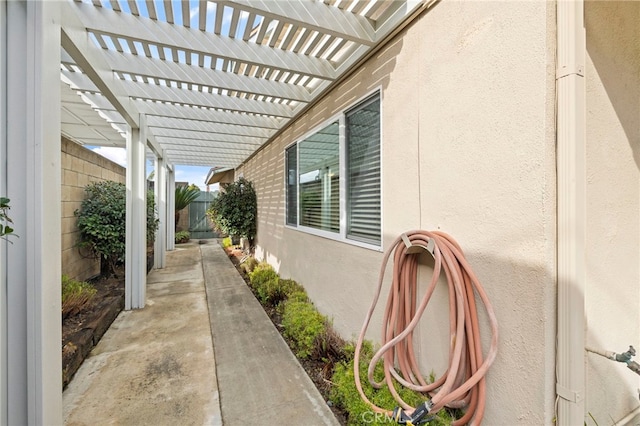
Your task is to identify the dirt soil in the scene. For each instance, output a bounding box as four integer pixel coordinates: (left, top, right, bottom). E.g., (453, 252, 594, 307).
(62, 265, 125, 389)
(224, 246, 349, 425)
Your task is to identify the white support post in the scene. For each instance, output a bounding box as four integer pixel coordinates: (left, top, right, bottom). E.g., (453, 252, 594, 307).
(556, 0, 586, 424)
(166, 168, 176, 251)
(2, 1, 62, 424)
(154, 157, 167, 269)
(125, 116, 147, 310)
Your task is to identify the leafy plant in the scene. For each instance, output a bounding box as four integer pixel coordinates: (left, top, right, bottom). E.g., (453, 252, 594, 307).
(175, 231, 190, 244)
(207, 177, 257, 244)
(248, 262, 279, 298)
(147, 190, 160, 245)
(174, 185, 200, 230)
(331, 342, 456, 426)
(75, 181, 159, 276)
(61, 275, 97, 319)
(281, 300, 327, 359)
(221, 236, 233, 248)
(0, 197, 16, 240)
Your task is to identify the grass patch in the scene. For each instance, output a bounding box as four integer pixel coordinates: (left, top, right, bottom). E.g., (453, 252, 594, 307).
(62, 275, 97, 319)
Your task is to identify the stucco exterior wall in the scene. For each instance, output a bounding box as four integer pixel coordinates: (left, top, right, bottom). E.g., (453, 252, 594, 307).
(239, 1, 556, 424)
(61, 137, 125, 281)
(584, 2, 640, 424)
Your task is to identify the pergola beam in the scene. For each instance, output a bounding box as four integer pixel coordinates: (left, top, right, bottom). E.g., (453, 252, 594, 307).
(119, 79, 296, 118)
(100, 50, 314, 103)
(133, 100, 284, 129)
(146, 116, 274, 138)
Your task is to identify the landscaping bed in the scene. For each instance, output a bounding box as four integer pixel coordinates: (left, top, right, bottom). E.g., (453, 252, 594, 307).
(62, 267, 124, 389)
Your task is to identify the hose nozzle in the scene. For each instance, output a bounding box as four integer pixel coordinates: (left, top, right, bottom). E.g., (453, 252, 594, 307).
(615, 346, 637, 363)
(392, 402, 433, 425)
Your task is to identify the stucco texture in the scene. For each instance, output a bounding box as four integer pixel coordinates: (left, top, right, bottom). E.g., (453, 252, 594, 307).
(240, 1, 556, 424)
(584, 1, 640, 424)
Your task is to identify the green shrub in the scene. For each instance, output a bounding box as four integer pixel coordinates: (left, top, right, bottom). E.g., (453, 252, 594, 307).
(0, 197, 16, 239)
(249, 262, 277, 288)
(147, 190, 160, 244)
(248, 263, 279, 304)
(281, 300, 326, 359)
(175, 231, 190, 244)
(75, 181, 159, 276)
(221, 236, 232, 248)
(331, 342, 456, 426)
(279, 278, 305, 298)
(61, 275, 97, 318)
(207, 177, 257, 244)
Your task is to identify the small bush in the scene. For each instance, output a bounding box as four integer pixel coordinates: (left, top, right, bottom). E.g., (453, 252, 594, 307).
(61, 275, 97, 319)
(281, 300, 326, 359)
(279, 278, 305, 298)
(331, 342, 456, 426)
(249, 262, 278, 288)
(221, 236, 232, 248)
(175, 231, 190, 244)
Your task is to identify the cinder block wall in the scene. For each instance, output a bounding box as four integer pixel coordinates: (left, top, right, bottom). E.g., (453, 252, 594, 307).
(61, 137, 125, 281)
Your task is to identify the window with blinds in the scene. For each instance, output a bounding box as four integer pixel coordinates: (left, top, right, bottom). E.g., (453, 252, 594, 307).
(285, 144, 297, 226)
(298, 122, 340, 233)
(346, 97, 381, 244)
(284, 92, 381, 248)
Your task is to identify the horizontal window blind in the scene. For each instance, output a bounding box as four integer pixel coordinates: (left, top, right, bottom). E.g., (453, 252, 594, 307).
(346, 97, 381, 244)
(285, 144, 297, 226)
(298, 122, 339, 233)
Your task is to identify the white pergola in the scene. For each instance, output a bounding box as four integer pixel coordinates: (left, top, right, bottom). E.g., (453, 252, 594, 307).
(1, 0, 431, 423)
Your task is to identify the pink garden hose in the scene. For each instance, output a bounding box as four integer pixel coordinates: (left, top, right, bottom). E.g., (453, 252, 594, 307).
(354, 230, 499, 425)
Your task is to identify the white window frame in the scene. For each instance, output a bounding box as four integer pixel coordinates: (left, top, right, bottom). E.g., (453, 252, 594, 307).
(284, 89, 382, 251)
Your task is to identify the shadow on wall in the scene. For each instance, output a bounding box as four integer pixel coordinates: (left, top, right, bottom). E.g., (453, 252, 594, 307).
(586, 1, 640, 169)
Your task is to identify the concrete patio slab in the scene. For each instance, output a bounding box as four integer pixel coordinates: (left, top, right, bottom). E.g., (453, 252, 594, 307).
(63, 242, 221, 426)
(63, 239, 338, 426)
(201, 243, 339, 426)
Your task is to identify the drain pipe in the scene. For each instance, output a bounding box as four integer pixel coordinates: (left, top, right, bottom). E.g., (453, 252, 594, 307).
(555, 0, 586, 425)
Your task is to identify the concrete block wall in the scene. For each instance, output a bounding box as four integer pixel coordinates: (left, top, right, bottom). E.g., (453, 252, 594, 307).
(61, 137, 125, 281)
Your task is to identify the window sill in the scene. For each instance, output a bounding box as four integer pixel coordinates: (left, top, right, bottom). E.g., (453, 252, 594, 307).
(284, 224, 383, 252)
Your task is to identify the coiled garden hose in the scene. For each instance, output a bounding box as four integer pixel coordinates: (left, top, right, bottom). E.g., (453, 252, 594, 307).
(354, 230, 499, 425)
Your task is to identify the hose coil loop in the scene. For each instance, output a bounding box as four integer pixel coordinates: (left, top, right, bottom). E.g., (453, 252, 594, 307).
(354, 230, 499, 425)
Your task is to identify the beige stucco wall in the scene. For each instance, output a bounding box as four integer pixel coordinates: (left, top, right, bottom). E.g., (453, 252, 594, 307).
(61, 137, 126, 281)
(584, 2, 640, 424)
(240, 1, 556, 424)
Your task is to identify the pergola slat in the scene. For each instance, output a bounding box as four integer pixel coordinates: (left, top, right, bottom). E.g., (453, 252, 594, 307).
(70, 2, 338, 80)
(215, 0, 375, 46)
(61, 0, 425, 169)
(120, 79, 297, 118)
(133, 99, 285, 129)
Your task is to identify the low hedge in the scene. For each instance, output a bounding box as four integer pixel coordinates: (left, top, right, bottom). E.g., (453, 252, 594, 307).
(331, 343, 456, 425)
(281, 299, 327, 359)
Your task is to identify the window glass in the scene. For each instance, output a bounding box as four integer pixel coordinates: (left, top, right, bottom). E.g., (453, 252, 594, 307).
(346, 97, 381, 244)
(284, 92, 381, 248)
(298, 121, 340, 233)
(285, 144, 297, 226)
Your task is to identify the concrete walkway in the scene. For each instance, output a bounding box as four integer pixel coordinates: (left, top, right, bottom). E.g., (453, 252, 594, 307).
(63, 240, 339, 426)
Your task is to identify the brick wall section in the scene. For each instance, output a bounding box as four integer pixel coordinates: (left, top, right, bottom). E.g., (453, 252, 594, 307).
(61, 138, 125, 281)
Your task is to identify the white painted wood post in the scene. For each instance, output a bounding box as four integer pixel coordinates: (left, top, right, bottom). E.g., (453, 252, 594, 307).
(2, 1, 62, 424)
(154, 156, 167, 269)
(125, 116, 147, 310)
(166, 168, 176, 251)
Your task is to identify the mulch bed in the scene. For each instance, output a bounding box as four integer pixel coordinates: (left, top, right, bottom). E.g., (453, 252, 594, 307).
(224, 246, 349, 425)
